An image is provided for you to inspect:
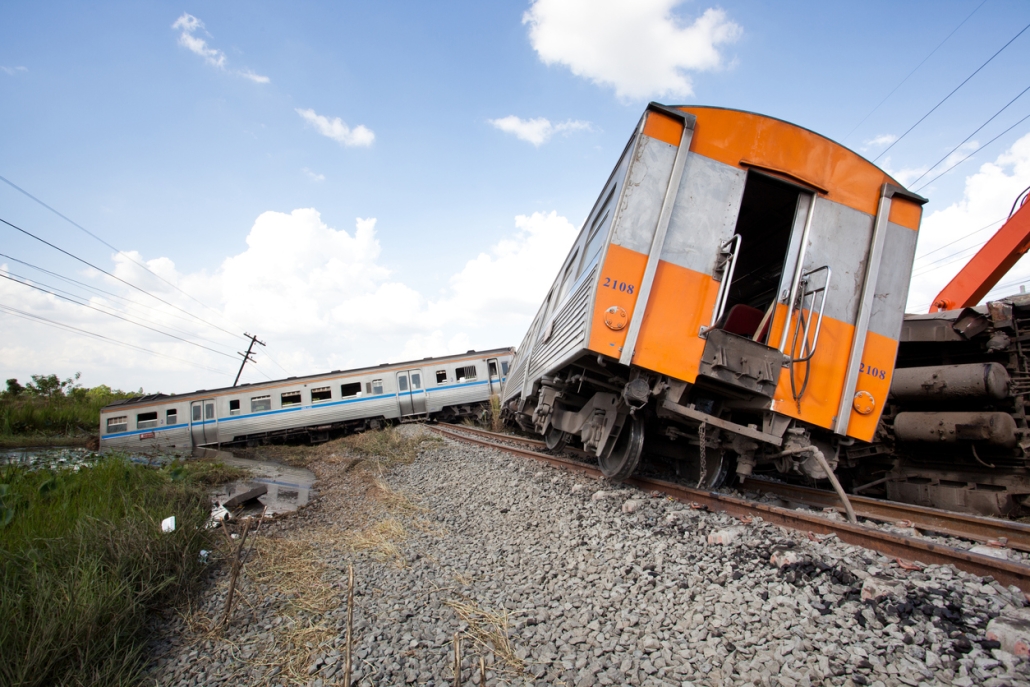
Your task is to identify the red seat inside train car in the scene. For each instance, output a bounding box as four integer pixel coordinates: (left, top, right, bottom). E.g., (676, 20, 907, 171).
(720, 304, 769, 340)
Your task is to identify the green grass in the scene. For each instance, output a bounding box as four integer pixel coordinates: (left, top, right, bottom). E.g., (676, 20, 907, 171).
(0, 381, 141, 442)
(342, 426, 442, 466)
(0, 456, 213, 687)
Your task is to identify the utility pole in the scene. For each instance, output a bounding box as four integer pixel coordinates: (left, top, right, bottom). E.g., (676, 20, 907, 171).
(234, 332, 266, 386)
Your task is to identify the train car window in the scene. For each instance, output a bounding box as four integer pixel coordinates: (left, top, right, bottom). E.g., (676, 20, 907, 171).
(341, 382, 362, 398)
(436, 370, 448, 384)
(166, 408, 177, 425)
(371, 379, 384, 395)
(489, 361, 498, 377)
(205, 403, 215, 420)
(229, 399, 241, 415)
(411, 373, 422, 389)
(137, 411, 158, 429)
(311, 386, 332, 403)
(251, 395, 272, 412)
(107, 416, 127, 433)
(398, 375, 408, 392)
(501, 361, 509, 375)
(456, 365, 477, 382)
(193, 405, 202, 421)
(281, 391, 302, 407)
(556, 252, 579, 304)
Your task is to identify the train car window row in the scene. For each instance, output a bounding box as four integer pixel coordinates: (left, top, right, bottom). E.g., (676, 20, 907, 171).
(436, 370, 447, 384)
(281, 391, 302, 407)
(341, 382, 362, 398)
(137, 412, 158, 429)
(229, 399, 241, 416)
(251, 395, 271, 412)
(311, 386, 332, 403)
(167, 408, 177, 424)
(456, 365, 477, 382)
(107, 416, 127, 433)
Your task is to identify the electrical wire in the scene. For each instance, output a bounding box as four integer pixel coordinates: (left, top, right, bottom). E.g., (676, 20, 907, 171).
(915, 111, 1030, 191)
(842, 0, 986, 144)
(0, 272, 242, 360)
(0, 251, 243, 339)
(0, 267, 240, 354)
(0, 303, 233, 376)
(875, 19, 1030, 162)
(909, 82, 1030, 187)
(0, 173, 247, 336)
(912, 217, 1005, 261)
(0, 215, 244, 340)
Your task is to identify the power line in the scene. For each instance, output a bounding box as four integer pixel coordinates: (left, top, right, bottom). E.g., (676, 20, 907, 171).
(909, 82, 1030, 187)
(0, 266, 240, 354)
(0, 173, 246, 335)
(912, 217, 1005, 261)
(0, 215, 244, 340)
(875, 19, 1030, 162)
(915, 111, 1030, 191)
(0, 303, 233, 376)
(842, 0, 986, 144)
(0, 251, 242, 339)
(0, 272, 241, 361)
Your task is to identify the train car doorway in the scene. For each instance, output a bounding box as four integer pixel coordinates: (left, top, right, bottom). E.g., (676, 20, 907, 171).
(190, 399, 217, 446)
(720, 172, 813, 344)
(487, 358, 501, 394)
(396, 370, 426, 416)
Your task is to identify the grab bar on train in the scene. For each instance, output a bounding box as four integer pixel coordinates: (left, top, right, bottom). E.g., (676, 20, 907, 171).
(787, 265, 831, 364)
(700, 235, 742, 337)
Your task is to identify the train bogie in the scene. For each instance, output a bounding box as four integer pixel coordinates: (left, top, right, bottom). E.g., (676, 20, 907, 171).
(99, 348, 513, 450)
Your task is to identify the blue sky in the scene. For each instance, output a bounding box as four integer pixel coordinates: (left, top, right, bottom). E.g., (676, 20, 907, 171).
(2, 0, 1030, 393)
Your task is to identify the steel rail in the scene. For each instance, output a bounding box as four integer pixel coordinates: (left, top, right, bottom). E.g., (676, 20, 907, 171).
(743, 476, 1030, 553)
(431, 423, 1030, 593)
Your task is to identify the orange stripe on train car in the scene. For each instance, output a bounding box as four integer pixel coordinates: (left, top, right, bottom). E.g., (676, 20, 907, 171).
(641, 110, 684, 147)
(844, 331, 899, 442)
(678, 107, 901, 219)
(587, 244, 648, 357)
(888, 197, 922, 231)
(631, 260, 719, 383)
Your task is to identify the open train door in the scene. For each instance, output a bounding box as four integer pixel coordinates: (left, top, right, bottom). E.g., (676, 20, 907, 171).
(396, 370, 427, 416)
(487, 358, 501, 394)
(190, 399, 217, 447)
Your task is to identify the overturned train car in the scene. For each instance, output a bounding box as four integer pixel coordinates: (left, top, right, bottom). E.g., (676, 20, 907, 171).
(502, 103, 926, 494)
(100, 348, 513, 450)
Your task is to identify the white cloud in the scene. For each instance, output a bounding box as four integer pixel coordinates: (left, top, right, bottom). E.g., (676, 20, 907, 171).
(863, 134, 897, 149)
(172, 13, 269, 83)
(1, 66, 27, 76)
(296, 108, 375, 147)
(0, 209, 577, 393)
(523, 0, 741, 100)
(885, 142, 982, 189)
(489, 115, 592, 146)
(907, 130, 1030, 312)
(303, 168, 325, 182)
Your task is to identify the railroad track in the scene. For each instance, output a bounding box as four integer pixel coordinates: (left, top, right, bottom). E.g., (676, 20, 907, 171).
(433, 422, 1030, 594)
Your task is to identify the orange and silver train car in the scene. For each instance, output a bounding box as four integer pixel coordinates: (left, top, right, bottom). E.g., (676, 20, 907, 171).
(501, 103, 926, 487)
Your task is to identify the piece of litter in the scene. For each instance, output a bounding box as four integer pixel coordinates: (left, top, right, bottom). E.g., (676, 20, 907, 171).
(198, 549, 210, 564)
(231, 533, 239, 540)
(161, 516, 176, 533)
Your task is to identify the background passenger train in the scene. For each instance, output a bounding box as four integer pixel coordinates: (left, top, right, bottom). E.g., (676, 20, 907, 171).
(100, 348, 513, 450)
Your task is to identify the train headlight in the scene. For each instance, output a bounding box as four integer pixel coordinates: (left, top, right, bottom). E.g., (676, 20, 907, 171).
(853, 390, 875, 415)
(604, 306, 628, 330)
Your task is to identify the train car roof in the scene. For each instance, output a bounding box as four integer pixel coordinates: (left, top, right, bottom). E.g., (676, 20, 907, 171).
(102, 346, 515, 411)
(655, 103, 926, 219)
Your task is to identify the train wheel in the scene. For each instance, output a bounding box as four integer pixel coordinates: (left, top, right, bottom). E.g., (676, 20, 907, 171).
(686, 448, 729, 490)
(599, 416, 644, 480)
(545, 426, 567, 452)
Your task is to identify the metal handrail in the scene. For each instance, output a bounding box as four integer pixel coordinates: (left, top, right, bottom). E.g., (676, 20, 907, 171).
(701, 235, 742, 336)
(789, 265, 832, 363)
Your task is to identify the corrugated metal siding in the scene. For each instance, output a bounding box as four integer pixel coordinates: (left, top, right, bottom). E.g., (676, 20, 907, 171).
(502, 328, 536, 403)
(527, 264, 597, 382)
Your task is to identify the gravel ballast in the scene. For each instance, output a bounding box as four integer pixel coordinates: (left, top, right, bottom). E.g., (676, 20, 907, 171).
(146, 427, 1030, 686)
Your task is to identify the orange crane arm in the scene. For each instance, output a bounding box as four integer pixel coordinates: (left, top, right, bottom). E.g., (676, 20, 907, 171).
(931, 197, 1030, 312)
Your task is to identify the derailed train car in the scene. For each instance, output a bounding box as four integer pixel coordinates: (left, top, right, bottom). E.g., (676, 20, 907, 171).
(502, 103, 926, 490)
(100, 348, 513, 450)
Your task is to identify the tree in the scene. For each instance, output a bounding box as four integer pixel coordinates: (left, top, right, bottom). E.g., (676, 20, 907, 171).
(27, 373, 81, 401)
(5, 379, 24, 397)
